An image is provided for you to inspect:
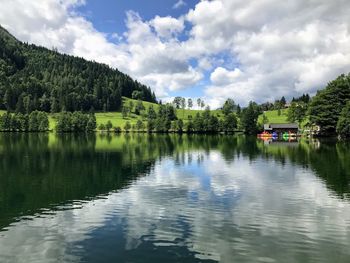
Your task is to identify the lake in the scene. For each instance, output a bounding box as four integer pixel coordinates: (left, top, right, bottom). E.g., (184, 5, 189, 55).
(0, 134, 349, 262)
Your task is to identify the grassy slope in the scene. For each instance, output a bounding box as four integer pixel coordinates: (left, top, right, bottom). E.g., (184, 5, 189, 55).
(123, 97, 224, 121)
(1, 98, 223, 131)
(258, 109, 289, 124)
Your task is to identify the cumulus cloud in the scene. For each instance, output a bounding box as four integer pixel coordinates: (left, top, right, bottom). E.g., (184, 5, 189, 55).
(1, 0, 350, 105)
(123, 11, 202, 96)
(150, 16, 184, 38)
(187, 0, 350, 105)
(210, 67, 242, 86)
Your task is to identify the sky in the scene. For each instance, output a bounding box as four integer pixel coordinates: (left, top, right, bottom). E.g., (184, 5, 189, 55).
(0, 0, 350, 108)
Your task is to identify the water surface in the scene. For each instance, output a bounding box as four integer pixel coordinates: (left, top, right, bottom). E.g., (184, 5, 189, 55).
(0, 134, 349, 262)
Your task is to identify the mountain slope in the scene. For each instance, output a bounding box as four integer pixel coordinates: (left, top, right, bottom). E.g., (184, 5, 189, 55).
(0, 25, 157, 113)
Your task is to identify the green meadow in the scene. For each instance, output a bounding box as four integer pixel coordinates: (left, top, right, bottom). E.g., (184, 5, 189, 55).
(258, 109, 289, 124)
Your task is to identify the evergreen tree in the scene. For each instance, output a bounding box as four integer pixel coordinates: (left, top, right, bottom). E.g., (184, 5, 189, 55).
(181, 98, 186, 118)
(147, 119, 155, 132)
(56, 112, 72, 132)
(236, 104, 241, 116)
(19, 113, 29, 131)
(193, 113, 203, 132)
(336, 102, 350, 138)
(50, 98, 59, 113)
(86, 113, 97, 132)
(0, 112, 12, 131)
(11, 113, 21, 131)
(262, 113, 269, 124)
(128, 101, 134, 113)
(15, 94, 25, 113)
(38, 111, 49, 131)
(122, 106, 129, 119)
(147, 105, 157, 120)
(197, 98, 201, 109)
(135, 120, 144, 131)
(135, 100, 145, 115)
(222, 98, 235, 116)
(106, 120, 113, 132)
(208, 115, 219, 133)
(241, 102, 260, 135)
(280, 96, 286, 106)
(200, 100, 205, 110)
(287, 101, 307, 124)
(132, 90, 143, 100)
(173, 97, 182, 109)
(124, 121, 131, 132)
(188, 98, 193, 110)
(177, 119, 184, 133)
(186, 120, 194, 133)
(223, 113, 238, 132)
(71, 112, 88, 132)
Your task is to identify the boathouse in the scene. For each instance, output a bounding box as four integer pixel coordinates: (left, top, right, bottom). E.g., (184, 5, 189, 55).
(263, 123, 299, 135)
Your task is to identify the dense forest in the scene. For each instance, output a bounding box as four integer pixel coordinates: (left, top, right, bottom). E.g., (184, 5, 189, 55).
(0, 25, 156, 113)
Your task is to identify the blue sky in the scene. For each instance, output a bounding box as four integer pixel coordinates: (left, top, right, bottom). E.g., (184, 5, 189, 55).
(1, 0, 350, 108)
(76, 0, 197, 36)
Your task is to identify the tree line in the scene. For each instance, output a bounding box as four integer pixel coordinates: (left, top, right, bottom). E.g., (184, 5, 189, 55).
(55, 112, 96, 132)
(0, 111, 49, 131)
(116, 102, 240, 133)
(0, 110, 98, 132)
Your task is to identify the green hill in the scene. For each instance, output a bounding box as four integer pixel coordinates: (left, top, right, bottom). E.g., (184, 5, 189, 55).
(259, 109, 289, 124)
(123, 97, 224, 120)
(0, 25, 156, 113)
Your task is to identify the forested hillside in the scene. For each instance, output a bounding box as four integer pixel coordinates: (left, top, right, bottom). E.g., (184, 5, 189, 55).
(0, 25, 156, 113)
(309, 73, 350, 135)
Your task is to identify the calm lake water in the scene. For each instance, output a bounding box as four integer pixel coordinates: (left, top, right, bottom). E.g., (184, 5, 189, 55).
(0, 134, 349, 262)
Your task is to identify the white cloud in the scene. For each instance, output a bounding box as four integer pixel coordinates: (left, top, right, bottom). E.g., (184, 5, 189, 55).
(173, 0, 186, 10)
(122, 11, 202, 96)
(150, 16, 184, 38)
(210, 67, 242, 86)
(140, 67, 203, 95)
(186, 0, 350, 105)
